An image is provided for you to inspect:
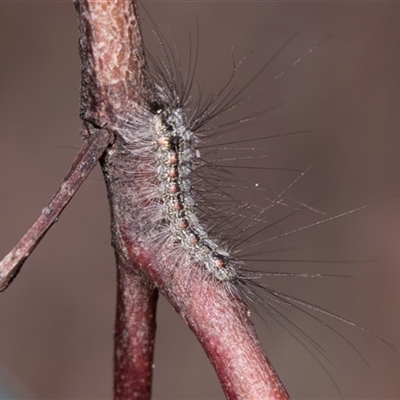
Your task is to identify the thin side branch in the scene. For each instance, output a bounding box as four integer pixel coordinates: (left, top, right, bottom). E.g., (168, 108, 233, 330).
(0, 129, 113, 292)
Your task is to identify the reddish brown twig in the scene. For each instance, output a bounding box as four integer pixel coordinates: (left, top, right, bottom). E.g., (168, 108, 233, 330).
(113, 254, 158, 400)
(1, 0, 290, 399)
(74, 0, 289, 397)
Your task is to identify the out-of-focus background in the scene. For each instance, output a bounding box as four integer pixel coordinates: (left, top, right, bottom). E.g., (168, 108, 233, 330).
(1, 1, 400, 399)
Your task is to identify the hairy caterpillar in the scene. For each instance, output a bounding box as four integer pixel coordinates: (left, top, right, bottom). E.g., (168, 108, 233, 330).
(1, 3, 400, 399)
(106, 6, 400, 399)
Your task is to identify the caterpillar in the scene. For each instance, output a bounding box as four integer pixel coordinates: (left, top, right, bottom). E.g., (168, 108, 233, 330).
(105, 8, 400, 398)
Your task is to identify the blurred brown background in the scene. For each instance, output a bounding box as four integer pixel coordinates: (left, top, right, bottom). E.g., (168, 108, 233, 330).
(1, 1, 400, 399)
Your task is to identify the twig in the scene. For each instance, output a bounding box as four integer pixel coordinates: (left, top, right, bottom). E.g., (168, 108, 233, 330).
(114, 254, 158, 400)
(0, 129, 113, 292)
(0, 0, 290, 399)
